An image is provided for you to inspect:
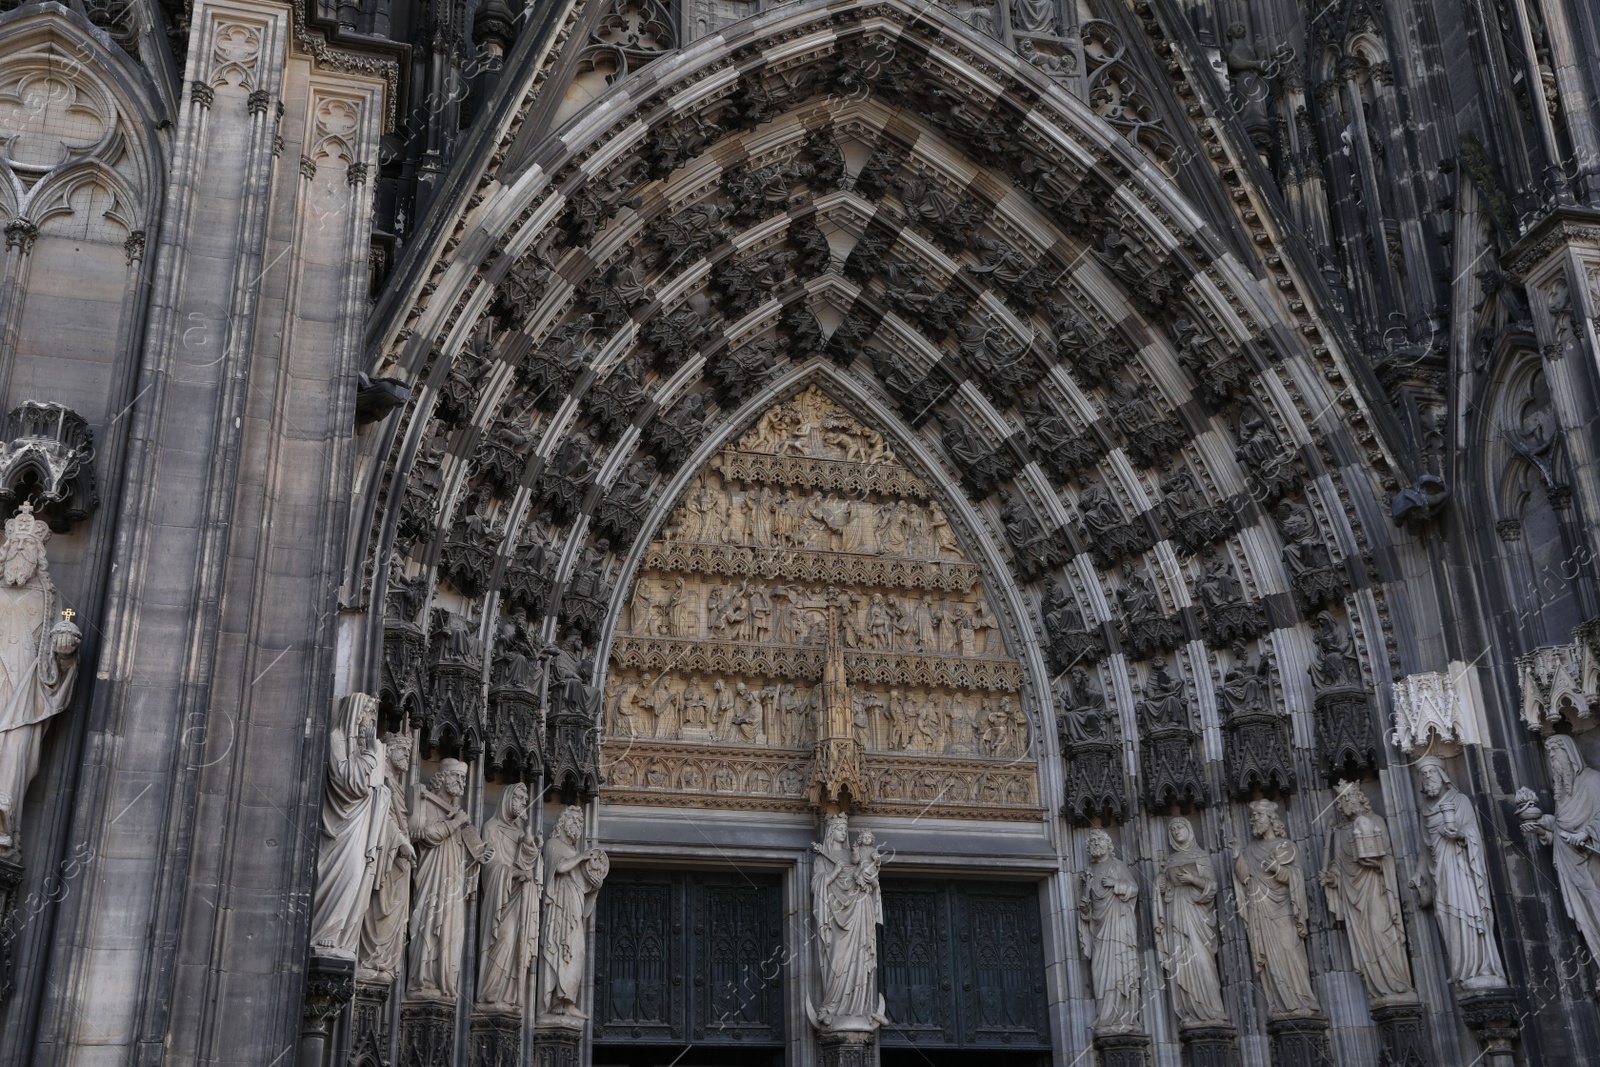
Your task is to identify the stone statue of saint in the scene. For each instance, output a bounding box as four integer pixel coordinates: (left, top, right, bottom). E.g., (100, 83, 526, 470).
(478, 783, 543, 1012)
(407, 758, 492, 1001)
(1010, 0, 1057, 35)
(1079, 828, 1141, 1034)
(358, 732, 415, 985)
(308, 693, 385, 959)
(808, 813, 887, 1032)
(1320, 783, 1414, 1003)
(0, 502, 81, 853)
(539, 805, 610, 1021)
(1233, 799, 1320, 1018)
(1516, 734, 1600, 970)
(1413, 756, 1506, 989)
(1155, 817, 1228, 1027)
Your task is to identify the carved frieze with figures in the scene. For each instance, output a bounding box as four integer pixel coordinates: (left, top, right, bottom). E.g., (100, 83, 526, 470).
(602, 387, 1040, 819)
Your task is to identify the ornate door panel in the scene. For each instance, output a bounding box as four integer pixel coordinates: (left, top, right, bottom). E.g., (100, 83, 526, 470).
(595, 870, 783, 1047)
(879, 880, 1050, 1051)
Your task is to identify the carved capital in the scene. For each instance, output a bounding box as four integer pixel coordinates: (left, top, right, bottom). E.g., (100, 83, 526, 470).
(347, 161, 369, 185)
(190, 80, 215, 108)
(3, 219, 36, 254)
(299, 155, 317, 181)
(123, 230, 146, 265)
(246, 88, 272, 114)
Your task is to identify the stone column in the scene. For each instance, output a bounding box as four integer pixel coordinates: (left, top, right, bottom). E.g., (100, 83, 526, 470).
(1177, 1024, 1241, 1067)
(298, 956, 355, 1067)
(1094, 1030, 1151, 1067)
(400, 999, 457, 1067)
(470, 1011, 521, 1067)
(815, 1028, 874, 1067)
(1265, 1014, 1333, 1067)
(530, 1020, 582, 1067)
(1458, 990, 1520, 1067)
(347, 982, 393, 1067)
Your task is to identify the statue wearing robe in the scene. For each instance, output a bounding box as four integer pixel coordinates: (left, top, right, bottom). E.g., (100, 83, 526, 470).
(1415, 757, 1506, 989)
(1155, 817, 1228, 1027)
(478, 783, 543, 1011)
(407, 759, 490, 1001)
(1518, 735, 1600, 970)
(0, 502, 81, 853)
(308, 693, 385, 959)
(809, 814, 887, 1032)
(1321, 784, 1414, 1003)
(1233, 800, 1320, 1018)
(540, 806, 610, 1021)
(358, 733, 415, 985)
(1079, 829, 1141, 1034)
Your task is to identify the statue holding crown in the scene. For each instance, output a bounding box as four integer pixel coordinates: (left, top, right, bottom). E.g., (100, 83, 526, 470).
(0, 502, 80, 854)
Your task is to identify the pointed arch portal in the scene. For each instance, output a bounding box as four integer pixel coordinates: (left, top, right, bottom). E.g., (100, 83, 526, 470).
(348, 0, 1408, 1060)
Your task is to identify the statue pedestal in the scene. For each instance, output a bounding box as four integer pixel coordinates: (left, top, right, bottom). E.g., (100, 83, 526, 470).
(401, 998, 458, 1067)
(1178, 1024, 1241, 1067)
(471, 1010, 523, 1067)
(1370, 999, 1432, 1067)
(1094, 1030, 1151, 1067)
(815, 1027, 876, 1067)
(1265, 1014, 1333, 1067)
(348, 982, 392, 1067)
(531, 1020, 582, 1067)
(0, 854, 21, 1000)
(1459, 988, 1520, 1067)
(299, 955, 355, 1067)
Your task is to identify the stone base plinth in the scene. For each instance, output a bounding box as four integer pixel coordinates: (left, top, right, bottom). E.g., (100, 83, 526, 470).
(1459, 988, 1520, 1067)
(815, 1028, 876, 1067)
(531, 1022, 582, 1067)
(0, 855, 20, 1000)
(1178, 1024, 1241, 1067)
(1094, 1030, 1151, 1067)
(472, 1011, 522, 1067)
(348, 983, 392, 1067)
(1370, 999, 1432, 1067)
(1266, 1014, 1333, 1067)
(300, 956, 356, 1067)
(401, 999, 458, 1067)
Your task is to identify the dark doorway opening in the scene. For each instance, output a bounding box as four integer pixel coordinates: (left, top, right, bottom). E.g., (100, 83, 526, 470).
(593, 1046, 783, 1067)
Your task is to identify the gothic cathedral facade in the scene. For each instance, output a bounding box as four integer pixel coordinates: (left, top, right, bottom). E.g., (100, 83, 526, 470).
(0, 0, 1597, 1063)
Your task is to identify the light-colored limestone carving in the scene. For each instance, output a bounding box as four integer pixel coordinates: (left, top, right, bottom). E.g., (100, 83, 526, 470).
(808, 813, 887, 1033)
(603, 388, 1037, 819)
(477, 783, 543, 1011)
(0, 502, 80, 854)
(1155, 817, 1229, 1027)
(406, 758, 491, 1001)
(1320, 783, 1415, 1004)
(1413, 756, 1507, 989)
(1233, 799, 1321, 1018)
(357, 731, 414, 985)
(538, 806, 608, 1021)
(1080, 828, 1141, 1034)
(308, 692, 385, 959)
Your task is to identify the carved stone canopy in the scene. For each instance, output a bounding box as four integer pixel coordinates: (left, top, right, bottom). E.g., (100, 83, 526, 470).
(1518, 618, 1600, 732)
(1390, 667, 1480, 755)
(0, 401, 97, 532)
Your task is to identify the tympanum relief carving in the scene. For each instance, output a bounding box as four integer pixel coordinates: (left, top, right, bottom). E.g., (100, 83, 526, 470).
(602, 388, 1039, 819)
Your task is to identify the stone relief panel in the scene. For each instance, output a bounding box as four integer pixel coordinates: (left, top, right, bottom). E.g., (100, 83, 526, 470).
(601, 387, 1039, 819)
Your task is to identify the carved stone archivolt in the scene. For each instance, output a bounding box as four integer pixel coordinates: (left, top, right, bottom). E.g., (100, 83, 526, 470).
(601, 388, 1039, 820)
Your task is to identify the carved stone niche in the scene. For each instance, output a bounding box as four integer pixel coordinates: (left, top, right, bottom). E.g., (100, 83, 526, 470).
(1057, 668, 1127, 825)
(593, 457, 656, 550)
(381, 574, 428, 724)
(1040, 583, 1107, 675)
(487, 611, 544, 782)
(439, 494, 500, 598)
(1217, 646, 1295, 801)
(1309, 612, 1380, 783)
(502, 533, 554, 619)
(0, 402, 98, 532)
(423, 610, 485, 758)
(1136, 657, 1207, 812)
